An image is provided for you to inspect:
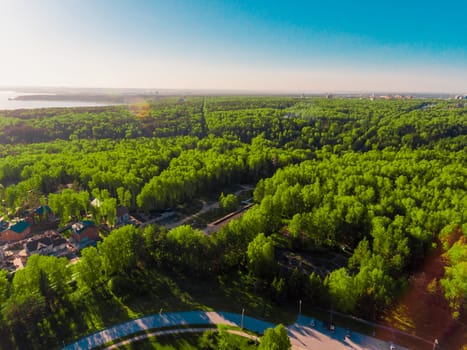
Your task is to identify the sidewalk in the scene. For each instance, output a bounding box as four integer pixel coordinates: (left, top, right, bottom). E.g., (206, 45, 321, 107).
(63, 311, 408, 350)
(290, 316, 409, 350)
(63, 311, 273, 350)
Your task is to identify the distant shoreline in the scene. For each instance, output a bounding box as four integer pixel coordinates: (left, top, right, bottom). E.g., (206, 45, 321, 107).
(1, 86, 462, 99)
(11, 94, 132, 104)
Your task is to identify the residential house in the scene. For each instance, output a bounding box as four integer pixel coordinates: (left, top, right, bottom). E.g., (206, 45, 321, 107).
(51, 234, 68, 254)
(71, 220, 99, 243)
(116, 206, 130, 226)
(28, 205, 54, 224)
(25, 236, 53, 256)
(25, 232, 68, 256)
(1, 221, 31, 242)
(0, 221, 8, 233)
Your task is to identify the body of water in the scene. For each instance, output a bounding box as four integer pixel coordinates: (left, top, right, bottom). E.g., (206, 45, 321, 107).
(0, 90, 115, 110)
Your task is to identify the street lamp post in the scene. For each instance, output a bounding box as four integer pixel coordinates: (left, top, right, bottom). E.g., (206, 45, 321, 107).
(433, 339, 438, 350)
(330, 304, 333, 325)
(241, 308, 245, 329)
(299, 300, 302, 319)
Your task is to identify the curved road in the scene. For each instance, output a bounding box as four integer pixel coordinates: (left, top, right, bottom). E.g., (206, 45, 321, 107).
(63, 311, 272, 350)
(63, 311, 408, 350)
(104, 328, 259, 350)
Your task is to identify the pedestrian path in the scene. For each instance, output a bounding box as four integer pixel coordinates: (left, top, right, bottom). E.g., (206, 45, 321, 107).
(63, 311, 273, 350)
(290, 316, 409, 350)
(103, 327, 259, 350)
(63, 311, 408, 350)
(104, 328, 211, 350)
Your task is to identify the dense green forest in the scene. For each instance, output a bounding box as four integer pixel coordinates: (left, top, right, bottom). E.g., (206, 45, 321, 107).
(0, 96, 465, 349)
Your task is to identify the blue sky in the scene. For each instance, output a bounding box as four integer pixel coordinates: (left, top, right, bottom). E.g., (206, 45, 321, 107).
(0, 0, 466, 92)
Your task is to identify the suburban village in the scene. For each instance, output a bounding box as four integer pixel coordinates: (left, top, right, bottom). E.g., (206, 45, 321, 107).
(0, 187, 254, 274)
(0, 201, 132, 273)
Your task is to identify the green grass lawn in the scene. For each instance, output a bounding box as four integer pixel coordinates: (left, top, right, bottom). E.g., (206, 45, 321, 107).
(112, 333, 202, 350)
(100, 329, 258, 350)
(97, 325, 257, 350)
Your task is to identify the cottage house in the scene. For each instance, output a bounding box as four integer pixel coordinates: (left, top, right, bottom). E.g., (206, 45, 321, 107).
(1, 221, 31, 242)
(29, 205, 54, 223)
(25, 232, 68, 256)
(51, 234, 68, 253)
(116, 206, 130, 226)
(0, 221, 8, 233)
(71, 220, 99, 243)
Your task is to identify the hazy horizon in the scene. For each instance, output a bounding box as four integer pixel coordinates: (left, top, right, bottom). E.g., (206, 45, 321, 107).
(1, 0, 466, 93)
(0, 85, 462, 97)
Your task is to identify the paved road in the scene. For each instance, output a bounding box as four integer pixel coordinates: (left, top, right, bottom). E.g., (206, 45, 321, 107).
(63, 311, 273, 350)
(319, 308, 432, 346)
(164, 200, 217, 230)
(63, 311, 407, 350)
(161, 185, 254, 230)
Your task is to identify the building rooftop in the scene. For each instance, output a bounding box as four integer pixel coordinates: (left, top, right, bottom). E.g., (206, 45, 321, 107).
(52, 235, 67, 247)
(26, 237, 53, 253)
(0, 221, 8, 231)
(117, 206, 129, 216)
(72, 220, 96, 235)
(35, 205, 52, 216)
(9, 221, 31, 234)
